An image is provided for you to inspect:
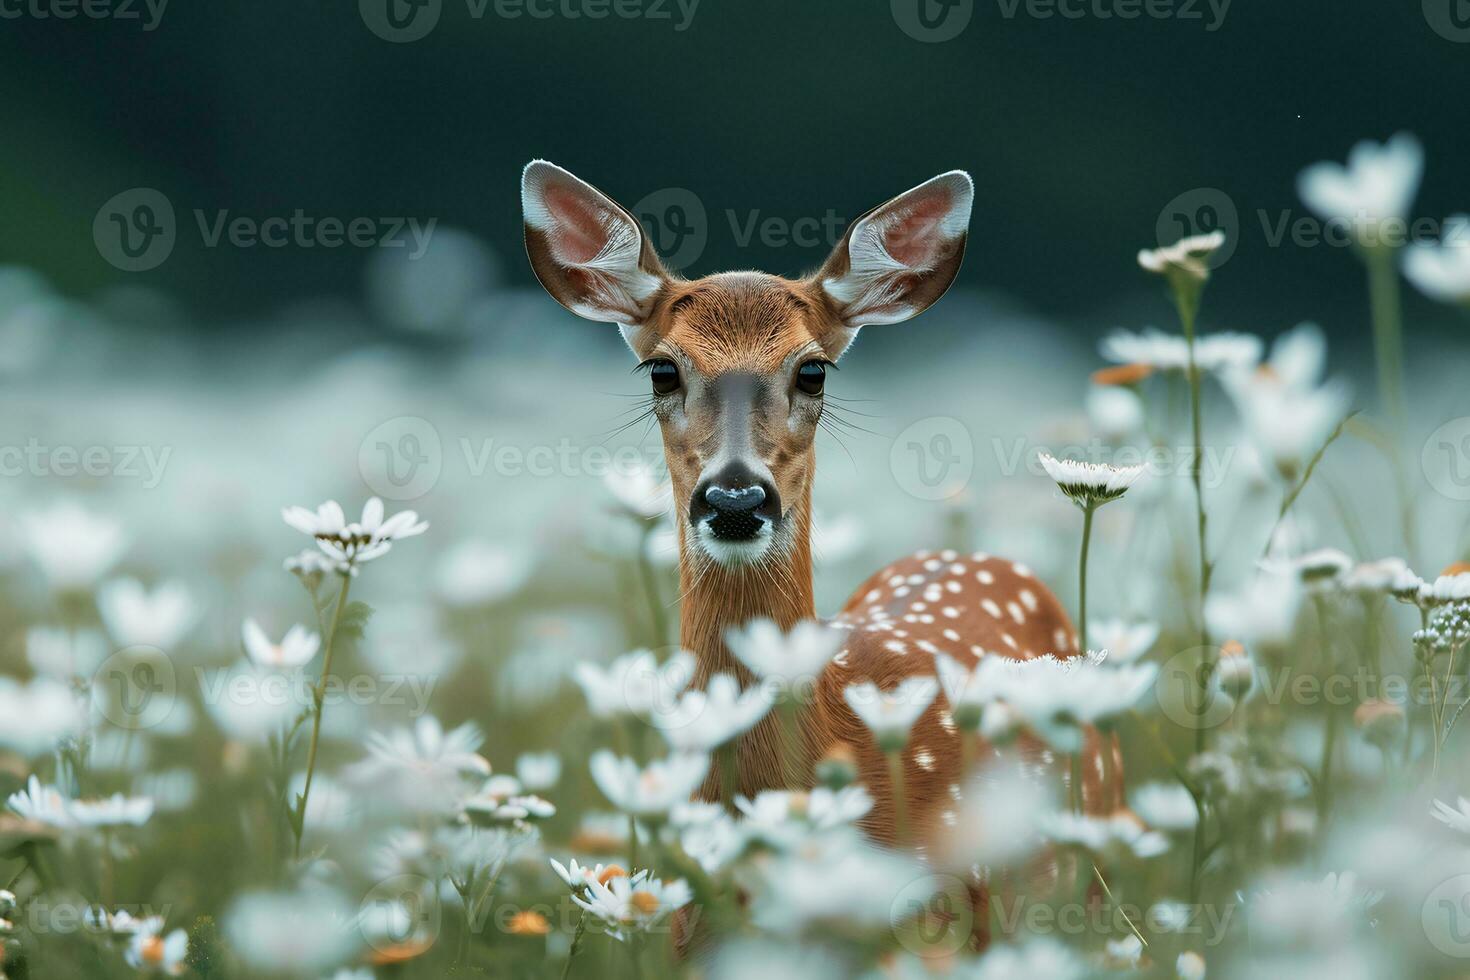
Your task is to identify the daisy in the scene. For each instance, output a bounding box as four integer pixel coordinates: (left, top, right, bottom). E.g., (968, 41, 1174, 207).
(842, 677, 939, 752)
(573, 649, 696, 720)
(515, 752, 562, 791)
(1405, 215, 1470, 304)
(1431, 797, 1470, 834)
(723, 618, 843, 696)
(589, 750, 710, 817)
(1341, 557, 1423, 599)
(1265, 547, 1353, 590)
(97, 578, 198, 650)
(735, 786, 874, 842)
(344, 715, 491, 813)
(282, 497, 428, 571)
(652, 673, 774, 752)
(125, 919, 189, 975)
(1420, 569, 1470, 606)
(932, 651, 989, 730)
(1087, 619, 1160, 663)
(7, 775, 73, 828)
(1100, 327, 1263, 374)
(20, 501, 126, 590)
(0, 677, 86, 758)
(550, 858, 642, 892)
(1297, 133, 1423, 246)
(69, 793, 154, 828)
(223, 887, 357, 974)
(25, 626, 107, 679)
(1137, 230, 1227, 283)
(1205, 571, 1302, 652)
(572, 871, 691, 942)
(979, 652, 1157, 752)
(1041, 811, 1170, 860)
(603, 458, 672, 521)
(1130, 782, 1199, 831)
(1038, 453, 1144, 508)
(241, 619, 320, 669)
(462, 777, 555, 825)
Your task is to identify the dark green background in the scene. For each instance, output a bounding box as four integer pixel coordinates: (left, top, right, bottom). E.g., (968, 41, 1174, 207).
(3, 0, 1466, 337)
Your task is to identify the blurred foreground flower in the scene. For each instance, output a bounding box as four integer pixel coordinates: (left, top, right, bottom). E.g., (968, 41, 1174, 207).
(574, 648, 696, 720)
(1297, 133, 1422, 247)
(20, 501, 126, 590)
(241, 618, 320, 668)
(344, 715, 491, 813)
(653, 672, 774, 751)
(0, 677, 84, 757)
(1404, 214, 1470, 305)
(98, 578, 198, 649)
(842, 677, 938, 753)
(1101, 327, 1261, 374)
(723, 618, 843, 697)
(590, 750, 710, 816)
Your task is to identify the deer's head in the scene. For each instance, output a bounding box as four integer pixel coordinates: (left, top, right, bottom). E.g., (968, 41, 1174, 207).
(522, 162, 973, 569)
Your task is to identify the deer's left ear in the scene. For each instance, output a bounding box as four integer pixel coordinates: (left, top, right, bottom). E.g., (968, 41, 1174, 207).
(812, 171, 973, 332)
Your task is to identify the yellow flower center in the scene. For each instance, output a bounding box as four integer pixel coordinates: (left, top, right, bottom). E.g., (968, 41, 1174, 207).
(141, 936, 166, 965)
(630, 890, 660, 916)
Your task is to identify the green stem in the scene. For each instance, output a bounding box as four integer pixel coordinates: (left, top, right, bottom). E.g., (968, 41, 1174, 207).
(628, 814, 639, 871)
(636, 524, 668, 647)
(295, 574, 352, 859)
(1366, 248, 1405, 433)
(1078, 502, 1095, 653)
(886, 750, 909, 846)
(560, 911, 587, 980)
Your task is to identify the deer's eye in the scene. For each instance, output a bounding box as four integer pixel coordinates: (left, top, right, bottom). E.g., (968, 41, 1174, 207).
(648, 359, 680, 396)
(796, 360, 826, 396)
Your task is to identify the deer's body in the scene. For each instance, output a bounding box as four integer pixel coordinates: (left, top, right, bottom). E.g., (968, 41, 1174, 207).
(521, 163, 1121, 852)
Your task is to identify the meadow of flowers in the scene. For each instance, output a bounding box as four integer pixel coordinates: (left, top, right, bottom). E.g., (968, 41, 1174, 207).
(2, 134, 1470, 979)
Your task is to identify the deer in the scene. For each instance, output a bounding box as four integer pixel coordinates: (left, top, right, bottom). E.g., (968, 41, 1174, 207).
(519, 161, 1123, 863)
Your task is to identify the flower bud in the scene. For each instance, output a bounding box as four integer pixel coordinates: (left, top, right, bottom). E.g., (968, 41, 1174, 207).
(1214, 641, 1254, 700)
(1353, 698, 1406, 748)
(815, 743, 858, 790)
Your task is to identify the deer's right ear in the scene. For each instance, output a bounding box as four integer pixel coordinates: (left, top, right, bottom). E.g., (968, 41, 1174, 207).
(522, 160, 670, 325)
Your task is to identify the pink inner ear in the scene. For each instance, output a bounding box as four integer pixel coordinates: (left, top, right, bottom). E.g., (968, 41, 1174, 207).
(543, 183, 611, 265)
(882, 191, 953, 268)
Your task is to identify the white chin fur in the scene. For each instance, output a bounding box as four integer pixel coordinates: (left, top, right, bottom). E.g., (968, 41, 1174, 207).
(693, 520, 774, 567)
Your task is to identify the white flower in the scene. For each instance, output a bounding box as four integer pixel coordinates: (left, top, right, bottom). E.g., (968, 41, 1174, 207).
(282, 497, 427, 570)
(434, 539, 532, 607)
(1130, 782, 1199, 831)
(1087, 385, 1145, 440)
(1405, 215, 1470, 304)
(1205, 571, 1302, 652)
(125, 919, 188, 975)
(652, 673, 774, 751)
(68, 793, 154, 828)
(724, 618, 843, 695)
(1038, 453, 1143, 508)
(572, 871, 691, 942)
(603, 459, 672, 520)
(241, 619, 320, 669)
(842, 677, 939, 752)
(975, 652, 1157, 752)
(550, 858, 638, 892)
(515, 752, 562, 791)
(1420, 571, 1470, 606)
(344, 715, 491, 813)
(589, 750, 710, 817)
(939, 768, 1054, 869)
(1137, 230, 1226, 282)
(933, 651, 990, 730)
(734, 786, 874, 848)
(812, 511, 866, 564)
(201, 660, 302, 742)
(224, 887, 357, 974)
(0, 677, 85, 757)
(1087, 619, 1160, 663)
(1101, 328, 1263, 373)
(1106, 934, 1145, 966)
(463, 779, 556, 825)
(749, 830, 925, 936)
(1176, 950, 1207, 980)
(98, 578, 198, 649)
(7, 775, 73, 828)
(574, 648, 696, 720)
(1220, 324, 1351, 479)
(1041, 811, 1170, 859)
(1342, 557, 1422, 599)
(1431, 797, 1470, 834)
(25, 627, 107, 679)
(1297, 133, 1423, 245)
(974, 940, 1086, 980)
(1265, 548, 1354, 590)
(20, 501, 126, 589)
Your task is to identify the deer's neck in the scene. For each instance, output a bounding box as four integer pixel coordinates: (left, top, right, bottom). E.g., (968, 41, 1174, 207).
(676, 485, 816, 682)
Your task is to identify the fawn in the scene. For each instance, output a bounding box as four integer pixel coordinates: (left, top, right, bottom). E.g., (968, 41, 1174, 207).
(520, 161, 1121, 850)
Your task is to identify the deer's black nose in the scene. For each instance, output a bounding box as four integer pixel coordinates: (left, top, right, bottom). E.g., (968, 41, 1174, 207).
(705, 484, 765, 513)
(690, 465, 781, 541)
